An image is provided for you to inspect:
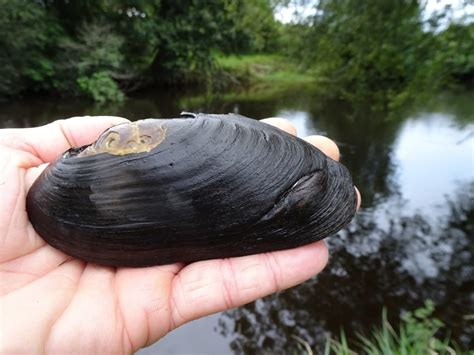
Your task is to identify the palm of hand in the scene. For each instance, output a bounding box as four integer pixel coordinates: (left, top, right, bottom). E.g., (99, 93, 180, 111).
(0, 116, 351, 354)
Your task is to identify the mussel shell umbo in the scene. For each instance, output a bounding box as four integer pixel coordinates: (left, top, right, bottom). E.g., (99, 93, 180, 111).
(26, 113, 357, 267)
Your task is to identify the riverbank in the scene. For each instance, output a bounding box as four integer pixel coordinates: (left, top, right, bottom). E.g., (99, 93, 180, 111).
(215, 54, 316, 87)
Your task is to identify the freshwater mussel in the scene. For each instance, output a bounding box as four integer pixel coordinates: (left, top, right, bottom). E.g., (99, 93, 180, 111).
(26, 113, 357, 267)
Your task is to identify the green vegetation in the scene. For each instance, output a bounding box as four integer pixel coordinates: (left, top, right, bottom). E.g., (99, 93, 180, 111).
(0, 0, 59, 96)
(434, 23, 474, 85)
(327, 301, 457, 354)
(0, 0, 279, 101)
(215, 54, 315, 86)
(302, 0, 436, 109)
(294, 301, 462, 354)
(0, 0, 473, 108)
(77, 71, 124, 103)
(286, 0, 474, 110)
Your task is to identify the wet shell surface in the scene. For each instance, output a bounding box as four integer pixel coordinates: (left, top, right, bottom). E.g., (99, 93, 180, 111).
(26, 113, 357, 267)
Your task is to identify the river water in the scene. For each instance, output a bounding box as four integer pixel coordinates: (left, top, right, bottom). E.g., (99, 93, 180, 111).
(1, 86, 473, 353)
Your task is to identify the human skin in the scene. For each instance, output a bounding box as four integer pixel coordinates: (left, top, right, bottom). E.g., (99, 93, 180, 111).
(0, 116, 360, 354)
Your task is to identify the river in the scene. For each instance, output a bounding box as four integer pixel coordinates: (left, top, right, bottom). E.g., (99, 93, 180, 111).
(1, 86, 473, 353)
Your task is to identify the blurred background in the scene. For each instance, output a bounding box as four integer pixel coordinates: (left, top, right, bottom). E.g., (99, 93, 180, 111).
(1, 0, 473, 353)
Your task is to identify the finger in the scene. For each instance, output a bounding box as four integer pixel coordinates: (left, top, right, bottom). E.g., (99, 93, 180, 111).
(45, 264, 129, 354)
(0, 244, 70, 296)
(0, 147, 47, 263)
(0, 259, 84, 353)
(355, 186, 362, 210)
(169, 241, 328, 329)
(2, 116, 129, 164)
(261, 117, 297, 136)
(25, 163, 49, 190)
(115, 264, 183, 350)
(303, 135, 340, 161)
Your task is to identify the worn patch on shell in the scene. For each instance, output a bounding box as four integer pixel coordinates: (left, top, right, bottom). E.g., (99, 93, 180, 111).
(78, 120, 167, 157)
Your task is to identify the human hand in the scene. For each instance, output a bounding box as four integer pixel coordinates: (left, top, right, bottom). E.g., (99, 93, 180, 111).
(0, 116, 361, 353)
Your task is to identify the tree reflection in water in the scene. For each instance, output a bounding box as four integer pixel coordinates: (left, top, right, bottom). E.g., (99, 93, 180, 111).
(218, 183, 473, 353)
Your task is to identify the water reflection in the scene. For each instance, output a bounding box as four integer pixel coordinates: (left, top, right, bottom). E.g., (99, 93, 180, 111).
(394, 113, 474, 213)
(220, 184, 473, 353)
(306, 100, 403, 207)
(1, 86, 473, 353)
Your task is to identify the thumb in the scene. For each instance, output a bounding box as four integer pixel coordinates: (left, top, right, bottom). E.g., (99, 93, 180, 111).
(1, 116, 130, 164)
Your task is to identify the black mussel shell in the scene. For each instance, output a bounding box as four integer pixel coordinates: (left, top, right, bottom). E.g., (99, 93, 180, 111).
(26, 113, 357, 267)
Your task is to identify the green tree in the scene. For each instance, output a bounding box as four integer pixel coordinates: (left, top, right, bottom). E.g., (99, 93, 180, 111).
(148, 0, 279, 82)
(222, 0, 280, 53)
(0, 0, 61, 97)
(435, 23, 474, 85)
(46, 0, 280, 83)
(0, 0, 280, 100)
(55, 21, 125, 101)
(307, 0, 433, 109)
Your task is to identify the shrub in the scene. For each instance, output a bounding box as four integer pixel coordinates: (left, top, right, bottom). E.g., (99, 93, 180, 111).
(77, 71, 124, 103)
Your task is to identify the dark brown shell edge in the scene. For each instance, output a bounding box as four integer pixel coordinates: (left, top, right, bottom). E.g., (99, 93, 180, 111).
(26, 113, 357, 267)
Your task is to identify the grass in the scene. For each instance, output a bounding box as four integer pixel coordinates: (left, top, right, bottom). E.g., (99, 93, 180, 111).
(292, 301, 467, 355)
(214, 53, 316, 86)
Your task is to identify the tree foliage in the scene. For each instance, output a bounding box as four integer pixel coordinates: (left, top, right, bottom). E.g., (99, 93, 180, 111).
(54, 22, 125, 100)
(222, 0, 280, 53)
(435, 23, 474, 84)
(285, 0, 473, 109)
(0, 0, 278, 101)
(0, 0, 60, 96)
(0, 0, 472, 104)
(306, 0, 434, 108)
(77, 71, 124, 103)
